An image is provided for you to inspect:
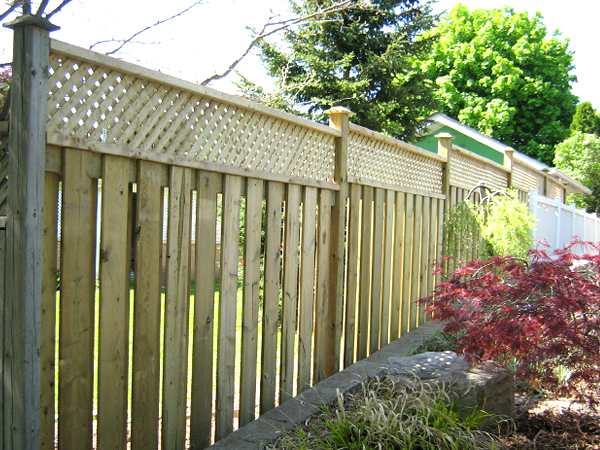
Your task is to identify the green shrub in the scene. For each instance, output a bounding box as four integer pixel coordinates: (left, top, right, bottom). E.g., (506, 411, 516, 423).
(476, 190, 534, 259)
(443, 186, 535, 265)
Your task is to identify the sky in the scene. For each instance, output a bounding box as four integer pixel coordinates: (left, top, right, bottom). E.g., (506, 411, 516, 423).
(0, 0, 598, 109)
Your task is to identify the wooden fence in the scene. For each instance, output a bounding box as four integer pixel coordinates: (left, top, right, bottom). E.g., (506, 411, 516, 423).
(0, 24, 583, 450)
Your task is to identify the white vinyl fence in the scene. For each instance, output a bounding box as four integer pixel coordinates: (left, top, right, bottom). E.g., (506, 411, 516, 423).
(529, 189, 600, 252)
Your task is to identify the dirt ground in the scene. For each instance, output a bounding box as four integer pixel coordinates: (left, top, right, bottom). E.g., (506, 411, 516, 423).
(498, 391, 600, 450)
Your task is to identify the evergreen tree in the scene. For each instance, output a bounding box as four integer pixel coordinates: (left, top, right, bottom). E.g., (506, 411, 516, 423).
(240, 0, 439, 142)
(421, 6, 578, 165)
(570, 101, 600, 135)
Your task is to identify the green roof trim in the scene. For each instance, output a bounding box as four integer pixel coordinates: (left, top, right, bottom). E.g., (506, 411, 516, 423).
(416, 126, 505, 165)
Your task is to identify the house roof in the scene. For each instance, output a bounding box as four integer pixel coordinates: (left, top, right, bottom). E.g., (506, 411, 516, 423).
(420, 113, 592, 196)
(421, 113, 517, 154)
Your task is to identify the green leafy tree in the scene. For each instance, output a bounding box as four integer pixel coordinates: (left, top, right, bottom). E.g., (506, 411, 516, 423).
(554, 132, 600, 213)
(421, 5, 578, 165)
(570, 101, 600, 135)
(241, 0, 440, 142)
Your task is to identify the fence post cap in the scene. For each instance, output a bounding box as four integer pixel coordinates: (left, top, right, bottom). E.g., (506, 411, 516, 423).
(325, 106, 353, 116)
(4, 13, 59, 31)
(435, 132, 455, 139)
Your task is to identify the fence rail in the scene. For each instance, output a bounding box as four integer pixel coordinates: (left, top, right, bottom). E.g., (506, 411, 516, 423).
(1, 33, 598, 450)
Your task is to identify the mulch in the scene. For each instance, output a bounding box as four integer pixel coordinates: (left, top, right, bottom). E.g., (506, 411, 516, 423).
(497, 390, 600, 450)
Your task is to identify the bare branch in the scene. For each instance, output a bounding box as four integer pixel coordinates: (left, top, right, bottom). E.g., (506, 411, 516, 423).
(36, 0, 50, 16)
(91, 2, 202, 56)
(91, 39, 160, 48)
(0, 1, 20, 22)
(23, 0, 30, 15)
(45, 0, 73, 19)
(200, 0, 372, 85)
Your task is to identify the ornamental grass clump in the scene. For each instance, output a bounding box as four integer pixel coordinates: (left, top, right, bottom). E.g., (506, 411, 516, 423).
(272, 376, 497, 450)
(421, 239, 600, 410)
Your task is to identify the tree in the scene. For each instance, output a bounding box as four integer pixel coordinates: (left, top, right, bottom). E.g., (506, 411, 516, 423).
(0, 1, 374, 88)
(554, 132, 600, 213)
(570, 101, 600, 135)
(0, 0, 72, 21)
(241, 0, 440, 142)
(420, 5, 578, 166)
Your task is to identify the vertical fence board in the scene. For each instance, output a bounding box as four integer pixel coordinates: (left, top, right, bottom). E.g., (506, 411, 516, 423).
(410, 195, 424, 330)
(298, 187, 317, 392)
(418, 196, 432, 324)
(357, 186, 373, 359)
(131, 160, 163, 450)
(0, 212, 4, 445)
(425, 197, 441, 321)
(0, 217, 4, 448)
(280, 184, 301, 403)
(401, 193, 415, 335)
(343, 184, 361, 367)
(390, 192, 405, 340)
(370, 189, 384, 353)
(162, 166, 193, 450)
(380, 189, 394, 347)
(260, 182, 284, 413)
(190, 170, 219, 449)
(40, 172, 59, 450)
(239, 178, 264, 426)
(314, 189, 332, 383)
(216, 175, 242, 441)
(97, 155, 131, 450)
(59, 148, 97, 450)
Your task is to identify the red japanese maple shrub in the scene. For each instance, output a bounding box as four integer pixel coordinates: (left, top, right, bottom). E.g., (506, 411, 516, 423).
(421, 239, 600, 409)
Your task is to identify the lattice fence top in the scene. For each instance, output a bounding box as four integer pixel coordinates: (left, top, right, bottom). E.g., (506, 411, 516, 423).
(512, 161, 544, 193)
(47, 40, 337, 183)
(449, 146, 508, 192)
(348, 126, 444, 193)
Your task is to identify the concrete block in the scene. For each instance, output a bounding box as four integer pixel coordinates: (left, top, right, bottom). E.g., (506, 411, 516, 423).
(207, 323, 514, 449)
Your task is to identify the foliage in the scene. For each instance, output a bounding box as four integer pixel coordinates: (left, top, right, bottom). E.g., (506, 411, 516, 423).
(420, 5, 578, 165)
(272, 376, 496, 450)
(240, 0, 440, 142)
(0, 68, 11, 111)
(442, 199, 485, 267)
(570, 101, 600, 135)
(442, 187, 535, 266)
(421, 239, 600, 410)
(477, 190, 535, 259)
(554, 132, 600, 213)
(410, 329, 464, 355)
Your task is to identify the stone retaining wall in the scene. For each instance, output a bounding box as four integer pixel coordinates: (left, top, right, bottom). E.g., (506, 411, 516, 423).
(209, 322, 514, 449)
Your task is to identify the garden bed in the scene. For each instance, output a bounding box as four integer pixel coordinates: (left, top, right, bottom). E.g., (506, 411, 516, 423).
(498, 391, 600, 449)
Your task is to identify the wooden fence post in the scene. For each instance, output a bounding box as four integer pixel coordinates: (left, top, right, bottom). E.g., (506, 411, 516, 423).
(504, 147, 515, 188)
(2, 14, 58, 450)
(436, 132, 453, 213)
(324, 107, 351, 379)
